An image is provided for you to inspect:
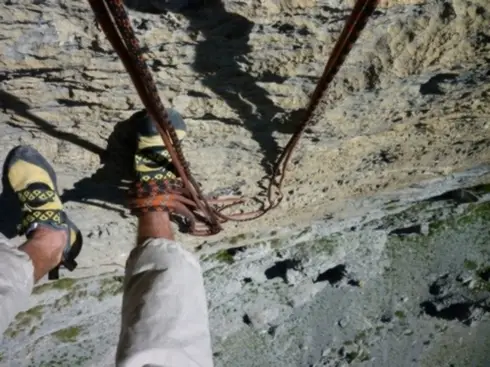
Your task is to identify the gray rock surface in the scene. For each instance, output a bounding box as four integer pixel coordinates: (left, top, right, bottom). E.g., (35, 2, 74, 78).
(0, 0, 490, 365)
(3, 184, 490, 366)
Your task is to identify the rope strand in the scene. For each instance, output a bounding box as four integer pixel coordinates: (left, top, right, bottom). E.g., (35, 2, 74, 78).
(88, 0, 379, 235)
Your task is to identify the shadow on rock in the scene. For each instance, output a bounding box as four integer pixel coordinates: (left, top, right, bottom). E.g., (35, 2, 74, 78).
(0, 110, 139, 238)
(125, 0, 299, 173)
(60, 111, 141, 216)
(0, 89, 105, 159)
(61, 110, 207, 234)
(0, 89, 135, 236)
(0, 89, 106, 238)
(0, 169, 21, 239)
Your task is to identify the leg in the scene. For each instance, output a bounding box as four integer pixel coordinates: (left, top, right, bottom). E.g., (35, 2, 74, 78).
(0, 228, 65, 335)
(115, 110, 213, 367)
(0, 146, 83, 335)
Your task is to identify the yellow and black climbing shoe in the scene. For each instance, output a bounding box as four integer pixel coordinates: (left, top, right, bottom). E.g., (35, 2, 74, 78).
(127, 109, 187, 216)
(133, 108, 187, 183)
(4, 145, 83, 280)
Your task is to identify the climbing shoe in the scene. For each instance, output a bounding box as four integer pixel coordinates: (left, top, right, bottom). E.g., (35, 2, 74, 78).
(133, 108, 187, 183)
(4, 145, 83, 280)
(128, 108, 187, 215)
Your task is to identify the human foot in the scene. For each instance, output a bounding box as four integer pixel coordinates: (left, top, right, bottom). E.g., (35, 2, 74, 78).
(133, 108, 186, 183)
(4, 145, 83, 279)
(128, 108, 187, 216)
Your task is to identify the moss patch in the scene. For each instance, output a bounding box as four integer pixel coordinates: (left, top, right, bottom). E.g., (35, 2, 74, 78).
(270, 238, 281, 247)
(54, 292, 75, 310)
(33, 278, 77, 295)
(52, 326, 82, 343)
(4, 305, 45, 338)
(468, 265, 490, 292)
(50, 276, 124, 306)
(4, 326, 18, 339)
(42, 356, 90, 367)
(391, 198, 490, 259)
(463, 201, 490, 221)
(97, 276, 124, 301)
(36, 349, 92, 367)
(229, 233, 247, 245)
(463, 259, 478, 270)
(306, 233, 342, 256)
(394, 310, 406, 319)
(340, 330, 372, 363)
(472, 184, 490, 194)
(15, 305, 44, 322)
(448, 201, 490, 231)
(428, 219, 447, 235)
(215, 250, 235, 264)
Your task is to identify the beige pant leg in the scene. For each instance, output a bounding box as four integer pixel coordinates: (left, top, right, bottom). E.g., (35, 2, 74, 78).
(116, 239, 214, 367)
(0, 239, 34, 336)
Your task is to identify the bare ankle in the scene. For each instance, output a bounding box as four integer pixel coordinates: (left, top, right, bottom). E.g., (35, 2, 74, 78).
(20, 227, 66, 282)
(137, 211, 174, 245)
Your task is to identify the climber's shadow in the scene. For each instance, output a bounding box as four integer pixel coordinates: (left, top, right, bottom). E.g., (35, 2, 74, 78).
(61, 111, 201, 233)
(0, 108, 201, 234)
(0, 175, 21, 239)
(125, 0, 300, 173)
(0, 89, 105, 159)
(0, 89, 107, 238)
(60, 112, 141, 216)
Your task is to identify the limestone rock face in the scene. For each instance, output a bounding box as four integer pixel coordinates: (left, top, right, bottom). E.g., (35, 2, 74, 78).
(0, 0, 489, 365)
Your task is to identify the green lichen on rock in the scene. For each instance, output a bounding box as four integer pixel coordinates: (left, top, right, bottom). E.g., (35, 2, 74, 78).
(472, 184, 490, 194)
(32, 278, 77, 295)
(340, 330, 372, 363)
(384, 201, 401, 211)
(309, 234, 341, 255)
(467, 265, 490, 292)
(4, 305, 45, 338)
(354, 330, 367, 342)
(52, 326, 82, 343)
(391, 198, 490, 252)
(461, 202, 490, 223)
(36, 350, 91, 367)
(54, 292, 76, 310)
(430, 201, 490, 232)
(4, 326, 18, 339)
(384, 197, 490, 288)
(215, 250, 235, 264)
(32, 273, 125, 313)
(373, 201, 433, 230)
(35, 274, 125, 312)
(394, 310, 406, 319)
(476, 266, 490, 280)
(97, 275, 124, 301)
(428, 219, 447, 235)
(16, 305, 44, 321)
(386, 194, 490, 239)
(270, 238, 281, 247)
(229, 233, 247, 245)
(464, 259, 478, 270)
